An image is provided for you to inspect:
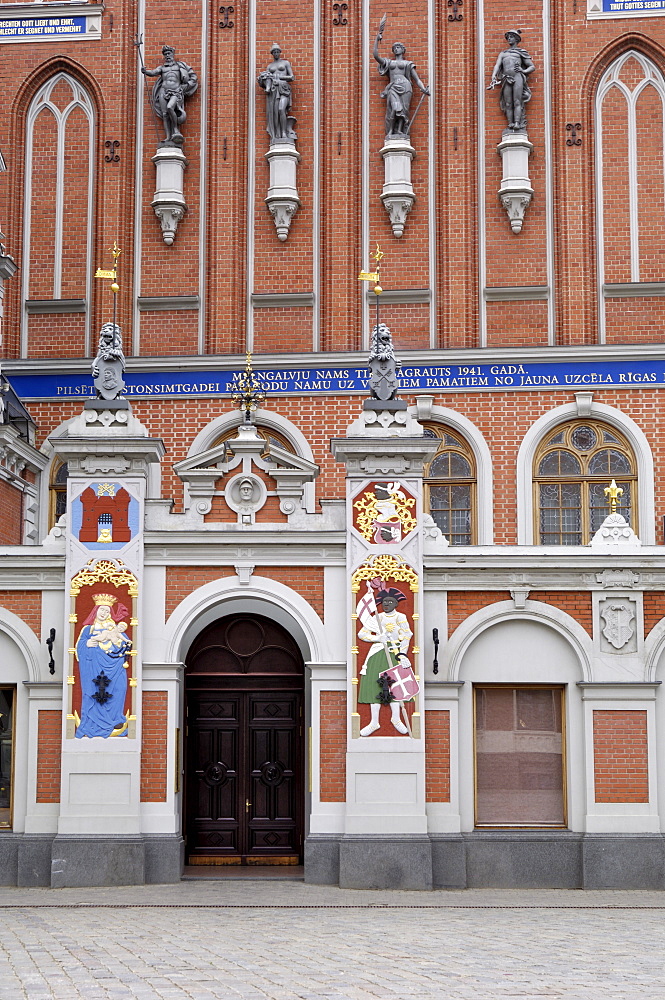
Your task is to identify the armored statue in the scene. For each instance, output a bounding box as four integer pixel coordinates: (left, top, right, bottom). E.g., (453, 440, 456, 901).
(489, 30, 535, 132)
(258, 44, 297, 143)
(368, 322, 401, 402)
(142, 45, 199, 146)
(92, 323, 126, 401)
(373, 16, 429, 140)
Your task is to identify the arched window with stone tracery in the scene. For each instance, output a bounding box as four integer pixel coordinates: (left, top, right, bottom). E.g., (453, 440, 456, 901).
(21, 72, 96, 357)
(533, 421, 637, 545)
(595, 50, 665, 341)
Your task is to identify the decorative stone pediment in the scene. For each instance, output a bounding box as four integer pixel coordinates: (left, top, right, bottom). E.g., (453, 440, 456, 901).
(174, 424, 319, 522)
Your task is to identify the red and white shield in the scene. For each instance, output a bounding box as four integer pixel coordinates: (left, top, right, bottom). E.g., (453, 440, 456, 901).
(382, 662, 420, 702)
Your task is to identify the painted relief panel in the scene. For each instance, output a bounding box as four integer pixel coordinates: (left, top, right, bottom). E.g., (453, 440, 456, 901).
(352, 555, 420, 739)
(348, 475, 423, 741)
(352, 480, 417, 545)
(67, 560, 138, 739)
(70, 481, 139, 549)
(64, 479, 144, 740)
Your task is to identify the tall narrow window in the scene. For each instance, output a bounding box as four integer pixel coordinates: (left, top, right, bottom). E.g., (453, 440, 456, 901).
(475, 686, 565, 828)
(0, 687, 15, 829)
(49, 461, 69, 529)
(423, 426, 476, 545)
(22, 73, 95, 357)
(534, 422, 637, 545)
(596, 51, 665, 337)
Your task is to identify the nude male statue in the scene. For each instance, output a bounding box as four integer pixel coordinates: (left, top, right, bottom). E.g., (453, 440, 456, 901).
(489, 30, 535, 132)
(142, 45, 198, 146)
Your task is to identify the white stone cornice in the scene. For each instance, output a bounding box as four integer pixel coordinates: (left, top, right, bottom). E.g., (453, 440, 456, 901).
(0, 425, 48, 477)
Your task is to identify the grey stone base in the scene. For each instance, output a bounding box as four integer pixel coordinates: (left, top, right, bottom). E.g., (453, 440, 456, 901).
(339, 836, 433, 890)
(305, 832, 665, 890)
(0, 835, 184, 887)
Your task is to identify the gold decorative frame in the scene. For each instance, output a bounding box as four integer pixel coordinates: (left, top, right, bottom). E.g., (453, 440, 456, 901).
(67, 558, 139, 739)
(351, 554, 421, 739)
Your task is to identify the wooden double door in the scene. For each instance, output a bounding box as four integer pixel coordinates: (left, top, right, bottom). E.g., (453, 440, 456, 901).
(184, 613, 304, 865)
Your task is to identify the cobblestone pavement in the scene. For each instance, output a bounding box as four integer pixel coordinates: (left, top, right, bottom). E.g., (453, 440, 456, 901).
(1, 883, 664, 1000)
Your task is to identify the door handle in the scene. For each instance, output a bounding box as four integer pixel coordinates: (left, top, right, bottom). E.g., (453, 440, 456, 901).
(245, 799, 251, 813)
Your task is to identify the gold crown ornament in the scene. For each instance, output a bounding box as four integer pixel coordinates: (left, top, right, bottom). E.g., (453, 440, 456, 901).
(92, 593, 116, 606)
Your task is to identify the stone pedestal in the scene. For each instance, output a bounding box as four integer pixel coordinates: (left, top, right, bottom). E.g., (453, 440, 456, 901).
(497, 131, 533, 234)
(380, 138, 415, 238)
(151, 146, 188, 246)
(265, 142, 301, 241)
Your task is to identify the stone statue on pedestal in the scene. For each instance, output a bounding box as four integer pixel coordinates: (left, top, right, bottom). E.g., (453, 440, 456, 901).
(258, 44, 297, 143)
(368, 322, 401, 403)
(142, 45, 199, 147)
(373, 17, 429, 139)
(489, 30, 535, 132)
(92, 323, 126, 401)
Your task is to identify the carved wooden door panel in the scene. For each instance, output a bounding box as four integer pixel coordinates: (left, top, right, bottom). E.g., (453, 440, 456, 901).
(185, 613, 304, 865)
(247, 692, 301, 859)
(186, 691, 242, 861)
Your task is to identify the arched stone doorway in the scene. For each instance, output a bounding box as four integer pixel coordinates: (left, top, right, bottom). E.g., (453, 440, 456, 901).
(184, 612, 305, 865)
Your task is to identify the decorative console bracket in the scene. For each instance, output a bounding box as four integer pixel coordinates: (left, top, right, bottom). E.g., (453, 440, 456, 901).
(497, 131, 533, 234)
(151, 146, 188, 245)
(380, 138, 415, 239)
(265, 143, 301, 241)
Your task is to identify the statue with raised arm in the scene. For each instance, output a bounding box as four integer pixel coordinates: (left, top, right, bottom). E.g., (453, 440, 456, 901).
(258, 44, 297, 143)
(142, 44, 199, 146)
(373, 14, 430, 140)
(489, 30, 535, 132)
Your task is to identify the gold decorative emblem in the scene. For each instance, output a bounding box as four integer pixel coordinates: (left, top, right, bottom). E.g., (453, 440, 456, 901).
(97, 483, 116, 497)
(351, 553, 419, 592)
(353, 481, 417, 543)
(70, 559, 139, 597)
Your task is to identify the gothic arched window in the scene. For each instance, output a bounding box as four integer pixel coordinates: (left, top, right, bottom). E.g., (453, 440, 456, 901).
(423, 426, 476, 545)
(596, 51, 665, 337)
(22, 72, 96, 356)
(534, 422, 637, 545)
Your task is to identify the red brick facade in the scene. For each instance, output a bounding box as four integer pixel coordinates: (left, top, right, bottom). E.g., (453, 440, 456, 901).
(425, 710, 450, 803)
(447, 590, 593, 637)
(36, 710, 61, 803)
(593, 710, 649, 804)
(319, 691, 346, 803)
(140, 691, 169, 803)
(0, 481, 23, 545)
(0, 590, 41, 637)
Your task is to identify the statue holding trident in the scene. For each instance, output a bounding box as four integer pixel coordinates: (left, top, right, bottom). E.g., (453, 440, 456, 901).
(373, 13, 430, 139)
(141, 44, 199, 146)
